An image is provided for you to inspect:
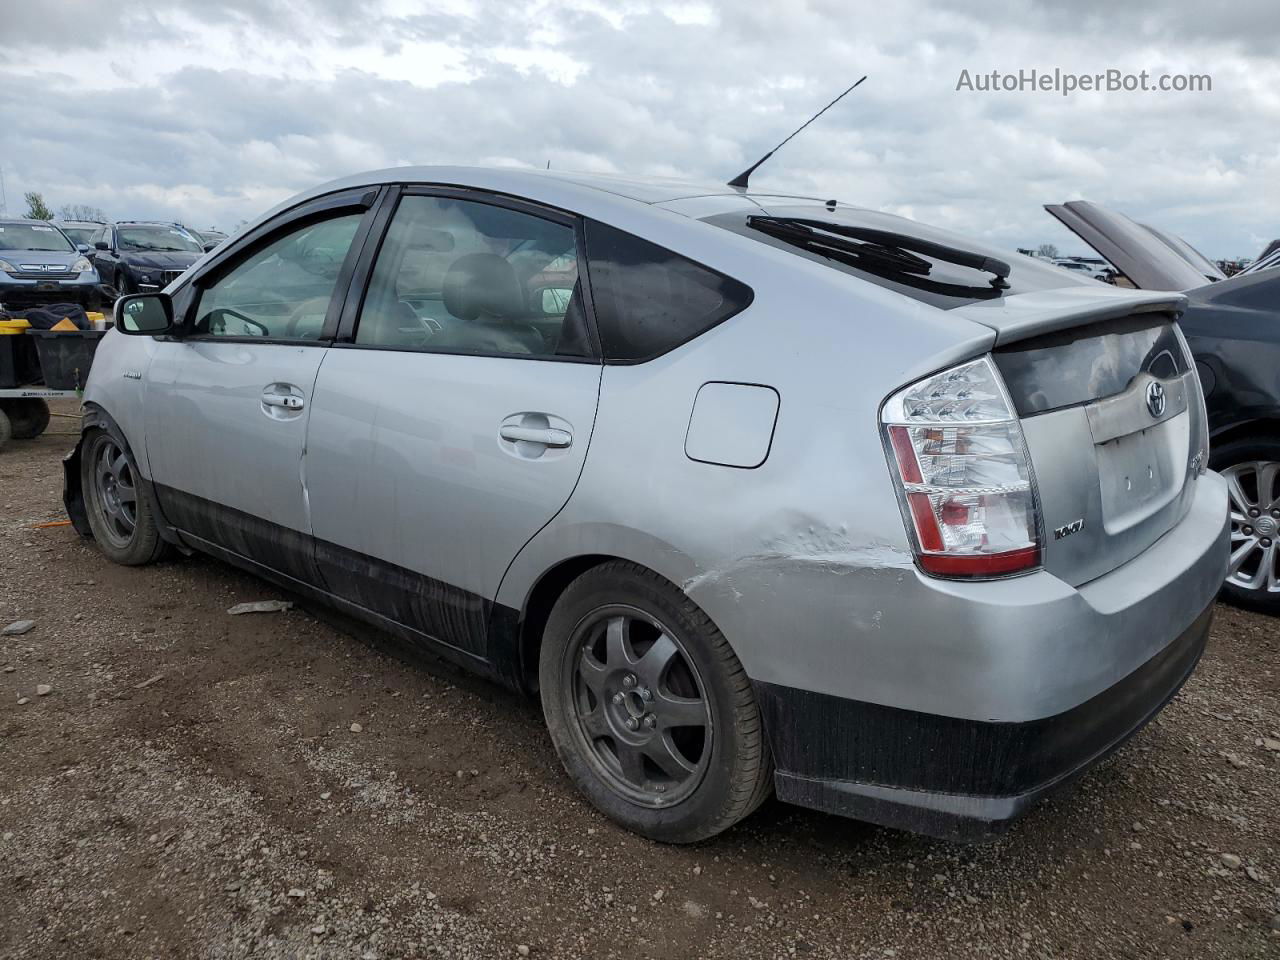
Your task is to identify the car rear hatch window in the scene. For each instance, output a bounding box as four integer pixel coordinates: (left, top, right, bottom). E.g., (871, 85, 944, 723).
(992, 313, 1206, 586)
(702, 202, 1092, 310)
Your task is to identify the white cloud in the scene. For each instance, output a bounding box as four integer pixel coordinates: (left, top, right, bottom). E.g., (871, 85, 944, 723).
(1, 0, 1276, 256)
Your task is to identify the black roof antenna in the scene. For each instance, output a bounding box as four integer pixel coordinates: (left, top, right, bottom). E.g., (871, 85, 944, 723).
(728, 75, 867, 190)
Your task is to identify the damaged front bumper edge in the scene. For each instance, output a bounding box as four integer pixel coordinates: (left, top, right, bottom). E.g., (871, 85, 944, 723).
(63, 440, 92, 537)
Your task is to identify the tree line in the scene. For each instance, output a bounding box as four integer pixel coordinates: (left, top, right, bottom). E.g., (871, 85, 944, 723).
(20, 191, 107, 223)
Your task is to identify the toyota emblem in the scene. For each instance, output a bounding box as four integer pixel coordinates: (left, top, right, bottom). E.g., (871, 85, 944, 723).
(1146, 381, 1166, 418)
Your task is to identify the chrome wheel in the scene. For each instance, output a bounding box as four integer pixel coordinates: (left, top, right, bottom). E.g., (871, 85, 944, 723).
(563, 606, 712, 807)
(1223, 460, 1280, 596)
(93, 437, 138, 546)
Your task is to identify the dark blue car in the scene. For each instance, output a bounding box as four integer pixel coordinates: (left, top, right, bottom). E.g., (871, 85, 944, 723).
(90, 221, 210, 294)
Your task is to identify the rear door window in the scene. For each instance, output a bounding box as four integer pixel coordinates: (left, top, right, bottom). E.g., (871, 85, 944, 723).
(583, 220, 752, 362)
(353, 194, 590, 359)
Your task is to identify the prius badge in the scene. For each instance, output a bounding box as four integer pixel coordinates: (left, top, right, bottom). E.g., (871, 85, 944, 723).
(1146, 381, 1166, 418)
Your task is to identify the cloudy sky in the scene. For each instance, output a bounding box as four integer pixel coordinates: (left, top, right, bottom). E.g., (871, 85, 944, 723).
(1, 0, 1277, 258)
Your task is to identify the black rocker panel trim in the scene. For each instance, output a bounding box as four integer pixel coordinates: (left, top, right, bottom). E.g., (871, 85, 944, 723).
(153, 484, 522, 680)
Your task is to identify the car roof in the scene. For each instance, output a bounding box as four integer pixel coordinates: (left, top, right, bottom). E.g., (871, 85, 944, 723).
(235, 165, 844, 252)
(0, 218, 59, 226)
(295, 165, 834, 208)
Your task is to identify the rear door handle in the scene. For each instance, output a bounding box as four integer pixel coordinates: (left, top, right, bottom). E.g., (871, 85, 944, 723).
(500, 425, 571, 447)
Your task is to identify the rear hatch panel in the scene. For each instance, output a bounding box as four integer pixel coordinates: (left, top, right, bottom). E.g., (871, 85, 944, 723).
(992, 313, 1205, 586)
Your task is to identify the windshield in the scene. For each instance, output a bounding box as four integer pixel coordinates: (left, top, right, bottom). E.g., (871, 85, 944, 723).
(705, 201, 1091, 310)
(59, 226, 98, 246)
(118, 225, 202, 253)
(0, 222, 75, 253)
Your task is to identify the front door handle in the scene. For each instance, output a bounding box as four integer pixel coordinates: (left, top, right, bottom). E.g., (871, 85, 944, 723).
(261, 383, 306, 419)
(500, 424, 571, 447)
(262, 394, 304, 410)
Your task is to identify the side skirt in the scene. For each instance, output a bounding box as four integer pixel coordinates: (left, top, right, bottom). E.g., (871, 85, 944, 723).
(178, 529, 500, 680)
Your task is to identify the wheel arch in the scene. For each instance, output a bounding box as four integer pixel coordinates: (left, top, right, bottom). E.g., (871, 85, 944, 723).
(1209, 417, 1280, 456)
(69, 402, 182, 547)
(509, 553, 617, 695)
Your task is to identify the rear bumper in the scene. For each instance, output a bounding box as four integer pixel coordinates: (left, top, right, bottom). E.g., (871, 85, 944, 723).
(753, 471, 1228, 840)
(759, 602, 1212, 840)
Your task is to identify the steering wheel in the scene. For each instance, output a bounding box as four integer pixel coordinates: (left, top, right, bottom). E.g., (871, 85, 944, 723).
(282, 296, 333, 339)
(209, 308, 270, 337)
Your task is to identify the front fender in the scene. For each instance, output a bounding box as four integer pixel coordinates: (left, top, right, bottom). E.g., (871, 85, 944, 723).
(66, 403, 183, 547)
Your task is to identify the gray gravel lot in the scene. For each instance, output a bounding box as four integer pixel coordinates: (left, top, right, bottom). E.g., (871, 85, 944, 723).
(2, 408, 1279, 959)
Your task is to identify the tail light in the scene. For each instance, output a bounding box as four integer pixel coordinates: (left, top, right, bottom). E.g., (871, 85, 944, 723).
(881, 356, 1042, 578)
(1173, 324, 1210, 475)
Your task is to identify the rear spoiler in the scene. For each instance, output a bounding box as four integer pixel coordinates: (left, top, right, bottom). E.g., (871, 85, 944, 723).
(953, 288, 1187, 346)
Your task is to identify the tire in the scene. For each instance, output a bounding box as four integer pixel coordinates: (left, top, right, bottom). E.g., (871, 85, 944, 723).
(539, 561, 773, 843)
(3, 399, 51, 440)
(1210, 436, 1280, 614)
(80, 427, 167, 565)
(114, 270, 132, 297)
(0, 408, 11, 451)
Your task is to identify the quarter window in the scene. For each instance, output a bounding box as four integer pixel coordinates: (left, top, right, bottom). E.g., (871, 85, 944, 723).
(354, 195, 590, 359)
(192, 214, 364, 340)
(583, 220, 752, 362)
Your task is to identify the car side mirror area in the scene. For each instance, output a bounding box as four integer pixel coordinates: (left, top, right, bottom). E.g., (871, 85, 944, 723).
(77, 243, 91, 254)
(94, 240, 109, 251)
(201, 241, 218, 253)
(115, 293, 176, 336)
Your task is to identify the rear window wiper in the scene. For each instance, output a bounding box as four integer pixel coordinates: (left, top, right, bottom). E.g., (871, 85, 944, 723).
(747, 216, 1012, 292)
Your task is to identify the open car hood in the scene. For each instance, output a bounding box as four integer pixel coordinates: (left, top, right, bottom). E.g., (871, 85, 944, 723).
(1044, 200, 1214, 292)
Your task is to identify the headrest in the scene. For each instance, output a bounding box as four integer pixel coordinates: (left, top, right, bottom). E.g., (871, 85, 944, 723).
(442, 253, 524, 321)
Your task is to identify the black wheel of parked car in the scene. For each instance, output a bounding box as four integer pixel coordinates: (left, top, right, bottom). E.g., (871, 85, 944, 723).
(1211, 436, 1280, 613)
(540, 561, 773, 843)
(114, 269, 132, 297)
(80, 428, 168, 565)
(3, 399, 51, 440)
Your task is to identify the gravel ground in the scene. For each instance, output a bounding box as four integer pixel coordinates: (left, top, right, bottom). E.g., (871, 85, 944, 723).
(2, 404, 1279, 960)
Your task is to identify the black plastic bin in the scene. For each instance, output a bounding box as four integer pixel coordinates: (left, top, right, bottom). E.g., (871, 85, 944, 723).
(26, 329, 107, 391)
(1, 332, 43, 388)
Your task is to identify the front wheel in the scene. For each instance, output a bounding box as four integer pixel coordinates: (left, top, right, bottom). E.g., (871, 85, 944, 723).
(539, 561, 773, 843)
(80, 428, 167, 565)
(1211, 437, 1280, 613)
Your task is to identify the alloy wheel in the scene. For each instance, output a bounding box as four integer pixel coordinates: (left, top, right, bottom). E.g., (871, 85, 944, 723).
(563, 606, 713, 807)
(93, 438, 138, 546)
(1223, 460, 1280, 595)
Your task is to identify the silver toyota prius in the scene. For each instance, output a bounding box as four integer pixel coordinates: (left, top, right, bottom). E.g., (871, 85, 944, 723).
(64, 167, 1229, 843)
